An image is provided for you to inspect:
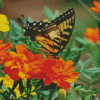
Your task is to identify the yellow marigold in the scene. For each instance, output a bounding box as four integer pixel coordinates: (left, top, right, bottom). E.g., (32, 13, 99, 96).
(0, 14, 10, 32)
(0, 75, 36, 98)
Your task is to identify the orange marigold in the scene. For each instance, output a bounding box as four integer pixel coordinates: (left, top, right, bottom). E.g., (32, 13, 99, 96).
(84, 27, 100, 44)
(90, 1, 100, 14)
(36, 57, 79, 90)
(1, 44, 44, 81)
(0, 39, 12, 65)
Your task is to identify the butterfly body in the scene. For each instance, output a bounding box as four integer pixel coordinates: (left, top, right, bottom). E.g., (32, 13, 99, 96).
(17, 8, 75, 58)
(23, 21, 50, 41)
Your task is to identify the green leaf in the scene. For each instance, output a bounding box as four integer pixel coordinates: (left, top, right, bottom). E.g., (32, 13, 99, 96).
(48, 84, 56, 100)
(19, 79, 24, 95)
(90, 79, 100, 86)
(85, 94, 91, 100)
(80, 72, 92, 80)
(3, 32, 8, 39)
(0, 0, 2, 9)
(0, 64, 4, 69)
(27, 79, 30, 92)
(79, 88, 94, 92)
(0, 32, 3, 39)
(74, 86, 82, 90)
(85, 68, 100, 73)
(35, 79, 43, 90)
(0, 94, 4, 100)
(54, 10, 59, 18)
(75, 37, 87, 44)
(11, 81, 19, 92)
(78, 60, 83, 67)
(0, 80, 3, 89)
(9, 22, 14, 42)
(8, 88, 16, 98)
(96, 97, 99, 100)
(81, 58, 91, 71)
(79, 97, 82, 100)
(9, 20, 22, 36)
(43, 6, 59, 21)
(27, 16, 33, 22)
(78, 77, 87, 83)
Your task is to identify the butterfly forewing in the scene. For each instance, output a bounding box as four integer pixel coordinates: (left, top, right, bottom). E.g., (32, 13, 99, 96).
(37, 8, 75, 57)
(54, 8, 75, 51)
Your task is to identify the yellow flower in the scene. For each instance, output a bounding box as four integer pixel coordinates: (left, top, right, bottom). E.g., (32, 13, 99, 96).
(43, 19, 50, 23)
(30, 86, 36, 96)
(0, 89, 3, 93)
(0, 75, 36, 98)
(0, 14, 10, 32)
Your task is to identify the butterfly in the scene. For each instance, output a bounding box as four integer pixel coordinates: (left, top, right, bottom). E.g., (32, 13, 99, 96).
(17, 8, 75, 59)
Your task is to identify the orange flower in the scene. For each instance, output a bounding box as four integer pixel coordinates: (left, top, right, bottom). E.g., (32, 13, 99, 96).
(84, 27, 100, 44)
(90, 1, 100, 14)
(0, 39, 12, 52)
(0, 39, 12, 65)
(36, 57, 79, 90)
(0, 44, 44, 81)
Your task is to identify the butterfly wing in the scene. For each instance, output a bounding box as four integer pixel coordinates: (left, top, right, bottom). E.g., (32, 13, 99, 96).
(35, 23, 60, 57)
(36, 8, 75, 57)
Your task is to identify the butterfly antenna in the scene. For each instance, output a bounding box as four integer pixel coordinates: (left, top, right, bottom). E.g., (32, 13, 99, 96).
(21, 14, 30, 24)
(17, 18, 24, 24)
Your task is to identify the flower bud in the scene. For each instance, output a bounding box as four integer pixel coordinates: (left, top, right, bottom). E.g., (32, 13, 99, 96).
(58, 89, 66, 100)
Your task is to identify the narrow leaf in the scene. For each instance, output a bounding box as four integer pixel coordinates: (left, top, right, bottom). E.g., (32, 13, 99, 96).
(27, 79, 30, 92)
(85, 94, 91, 100)
(35, 79, 43, 90)
(80, 72, 92, 80)
(85, 68, 100, 73)
(27, 16, 33, 22)
(79, 97, 82, 100)
(19, 79, 24, 95)
(0, 80, 3, 89)
(3, 32, 8, 39)
(11, 81, 19, 91)
(0, 0, 2, 9)
(96, 97, 99, 100)
(49, 84, 56, 100)
(9, 23, 14, 42)
(81, 58, 91, 70)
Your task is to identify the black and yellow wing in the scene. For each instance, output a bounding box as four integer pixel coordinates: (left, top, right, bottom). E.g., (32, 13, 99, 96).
(35, 8, 75, 58)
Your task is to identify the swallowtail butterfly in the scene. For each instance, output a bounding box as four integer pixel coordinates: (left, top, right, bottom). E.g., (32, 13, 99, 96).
(17, 8, 75, 58)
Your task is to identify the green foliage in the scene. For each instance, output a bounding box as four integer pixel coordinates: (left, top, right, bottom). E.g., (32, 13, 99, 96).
(43, 6, 59, 21)
(0, 0, 2, 9)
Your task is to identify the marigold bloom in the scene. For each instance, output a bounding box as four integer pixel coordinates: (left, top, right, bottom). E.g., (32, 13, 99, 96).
(1, 44, 44, 81)
(36, 57, 79, 90)
(0, 39, 13, 65)
(0, 75, 36, 98)
(90, 1, 100, 14)
(0, 14, 10, 32)
(84, 27, 100, 44)
(0, 39, 12, 52)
